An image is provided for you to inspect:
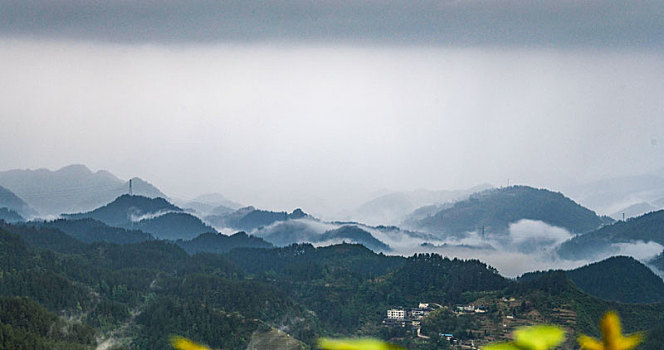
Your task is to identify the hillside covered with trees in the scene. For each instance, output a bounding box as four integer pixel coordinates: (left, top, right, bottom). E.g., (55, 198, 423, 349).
(1, 220, 663, 349)
(558, 209, 664, 260)
(409, 186, 610, 237)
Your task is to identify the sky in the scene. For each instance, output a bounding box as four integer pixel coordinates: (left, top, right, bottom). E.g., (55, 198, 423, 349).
(1, 0, 664, 215)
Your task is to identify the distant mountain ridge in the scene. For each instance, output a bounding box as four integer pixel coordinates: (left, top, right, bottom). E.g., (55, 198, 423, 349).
(253, 219, 392, 252)
(0, 165, 166, 216)
(0, 208, 24, 223)
(66, 194, 179, 226)
(318, 225, 391, 251)
(351, 184, 492, 226)
(192, 193, 243, 210)
(66, 195, 214, 240)
(206, 207, 309, 232)
(175, 192, 243, 216)
(176, 231, 273, 255)
(0, 185, 37, 218)
(407, 185, 610, 238)
(566, 174, 664, 219)
(558, 209, 664, 260)
(28, 218, 154, 245)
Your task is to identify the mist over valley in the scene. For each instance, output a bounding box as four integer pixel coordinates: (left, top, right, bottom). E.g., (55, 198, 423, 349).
(2, 1, 664, 347)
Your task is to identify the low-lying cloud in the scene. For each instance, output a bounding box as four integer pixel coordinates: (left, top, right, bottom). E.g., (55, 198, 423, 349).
(508, 219, 574, 254)
(129, 209, 178, 223)
(612, 241, 664, 261)
(389, 219, 663, 278)
(215, 214, 664, 278)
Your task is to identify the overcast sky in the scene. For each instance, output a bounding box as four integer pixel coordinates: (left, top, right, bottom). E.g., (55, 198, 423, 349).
(1, 0, 664, 215)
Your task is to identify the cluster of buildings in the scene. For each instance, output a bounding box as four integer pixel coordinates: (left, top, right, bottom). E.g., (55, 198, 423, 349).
(455, 304, 487, 314)
(383, 303, 433, 329)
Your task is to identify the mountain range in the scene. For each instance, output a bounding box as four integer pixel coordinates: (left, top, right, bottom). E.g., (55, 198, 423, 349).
(1, 203, 664, 349)
(0, 165, 165, 216)
(405, 185, 611, 238)
(565, 173, 664, 220)
(176, 231, 273, 255)
(0, 185, 37, 218)
(350, 184, 492, 226)
(27, 218, 154, 244)
(65, 194, 214, 240)
(558, 209, 664, 260)
(175, 192, 243, 217)
(206, 206, 309, 232)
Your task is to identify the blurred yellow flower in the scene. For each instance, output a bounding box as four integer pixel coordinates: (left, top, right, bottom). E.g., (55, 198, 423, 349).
(318, 338, 403, 350)
(170, 336, 212, 350)
(577, 311, 642, 350)
(483, 325, 565, 350)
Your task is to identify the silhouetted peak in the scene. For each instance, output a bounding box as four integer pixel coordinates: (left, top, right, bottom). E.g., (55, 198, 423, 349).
(56, 164, 92, 175)
(289, 208, 307, 219)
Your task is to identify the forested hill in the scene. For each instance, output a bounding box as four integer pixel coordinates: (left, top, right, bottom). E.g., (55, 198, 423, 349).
(65, 194, 180, 226)
(65, 195, 215, 240)
(227, 242, 403, 278)
(1, 220, 664, 349)
(557, 209, 664, 260)
(176, 231, 273, 254)
(385, 254, 509, 305)
(518, 256, 664, 304)
(409, 186, 609, 237)
(510, 270, 664, 344)
(0, 225, 302, 350)
(27, 218, 154, 244)
(567, 256, 664, 303)
(206, 206, 309, 231)
(650, 251, 664, 272)
(0, 207, 24, 224)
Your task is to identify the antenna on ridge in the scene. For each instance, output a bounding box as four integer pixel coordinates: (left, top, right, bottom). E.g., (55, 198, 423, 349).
(129, 179, 133, 195)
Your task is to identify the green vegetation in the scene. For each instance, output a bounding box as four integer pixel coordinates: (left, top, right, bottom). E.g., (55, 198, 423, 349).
(566, 256, 664, 303)
(65, 194, 179, 227)
(206, 207, 308, 232)
(28, 218, 154, 244)
(0, 221, 663, 349)
(651, 251, 664, 271)
(413, 186, 607, 237)
(0, 207, 24, 224)
(0, 185, 35, 218)
(0, 296, 95, 349)
(519, 256, 664, 304)
(176, 231, 273, 254)
(558, 210, 664, 260)
(65, 195, 214, 240)
(319, 226, 391, 252)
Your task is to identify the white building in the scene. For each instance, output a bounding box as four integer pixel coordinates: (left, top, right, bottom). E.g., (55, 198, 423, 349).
(387, 309, 405, 319)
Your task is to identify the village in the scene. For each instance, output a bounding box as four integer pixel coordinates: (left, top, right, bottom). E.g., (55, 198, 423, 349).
(381, 296, 553, 350)
(383, 302, 484, 349)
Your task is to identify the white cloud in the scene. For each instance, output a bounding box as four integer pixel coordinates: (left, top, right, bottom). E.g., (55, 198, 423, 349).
(509, 219, 573, 244)
(611, 241, 664, 261)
